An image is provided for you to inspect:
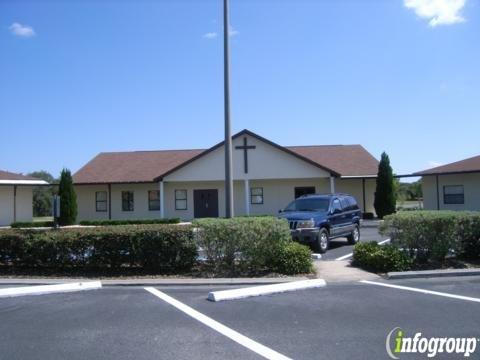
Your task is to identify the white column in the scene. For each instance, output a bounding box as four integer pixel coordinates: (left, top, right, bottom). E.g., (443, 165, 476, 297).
(159, 181, 165, 218)
(330, 176, 335, 194)
(244, 179, 250, 216)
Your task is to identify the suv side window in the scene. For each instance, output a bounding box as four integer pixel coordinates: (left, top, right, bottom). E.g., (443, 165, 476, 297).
(340, 197, 350, 211)
(332, 198, 342, 213)
(348, 196, 359, 210)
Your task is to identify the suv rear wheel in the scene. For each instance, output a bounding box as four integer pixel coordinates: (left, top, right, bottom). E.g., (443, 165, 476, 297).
(347, 224, 360, 245)
(314, 228, 330, 254)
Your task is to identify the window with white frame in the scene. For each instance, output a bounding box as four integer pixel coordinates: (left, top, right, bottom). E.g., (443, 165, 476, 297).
(250, 187, 264, 204)
(148, 190, 160, 211)
(95, 191, 107, 212)
(175, 190, 187, 210)
(443, 185, 464, 205)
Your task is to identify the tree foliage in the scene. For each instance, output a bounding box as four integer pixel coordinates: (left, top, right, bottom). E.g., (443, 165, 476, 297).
(374, 152, 396, 219)
(27, 170, 56, 217)
(58, 168, 77, 225)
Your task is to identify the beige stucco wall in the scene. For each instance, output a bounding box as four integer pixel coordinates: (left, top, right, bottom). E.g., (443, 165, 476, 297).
(75, 177, 376, 222)
(164, 134, 331, 182)
(422, 173, 480, 211)
(0, 186, 33, 226)
(76, 183, 163, 221)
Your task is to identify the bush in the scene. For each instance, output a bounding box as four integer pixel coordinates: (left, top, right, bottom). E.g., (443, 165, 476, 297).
(352, 241, 412, 273)
(0, 224, 196, 273)
(193, 217, 309, 274)
(273, 242, 313, 275)
(10, 221, 55, 228)
(380, 211, 480, 263)
(79, 218, 181, 226)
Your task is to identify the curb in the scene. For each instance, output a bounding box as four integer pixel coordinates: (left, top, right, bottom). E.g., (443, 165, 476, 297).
(207, 279, 327, 301)
(0, 277, 309, 287)
(387, 268, 480, 280)
(0, 281, 102, 298)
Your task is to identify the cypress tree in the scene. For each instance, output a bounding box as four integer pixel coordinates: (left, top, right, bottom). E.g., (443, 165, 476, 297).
(58, 168, 77, 225)
(374, 152, 396, 219)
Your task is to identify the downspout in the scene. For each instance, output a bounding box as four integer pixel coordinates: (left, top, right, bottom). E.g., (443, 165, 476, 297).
(435, 175, 440, 210)
(362, 178, 366, 213)
(108, 183, 112, 220)
(13, 185, 17, 223)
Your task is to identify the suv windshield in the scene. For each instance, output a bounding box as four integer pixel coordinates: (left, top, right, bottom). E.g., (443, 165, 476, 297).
(284, 198, 330, 212)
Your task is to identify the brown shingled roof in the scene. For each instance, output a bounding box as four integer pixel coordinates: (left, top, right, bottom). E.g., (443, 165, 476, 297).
(73, 149, 204, 184)
(414, 155, 480, 175)
(73, 130, 379, 184)
(0, 170, 41, 181)
(287, 145, 379, 177)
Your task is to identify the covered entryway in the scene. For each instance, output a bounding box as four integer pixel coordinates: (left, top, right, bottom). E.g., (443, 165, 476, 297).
(193, 189, 219, 218)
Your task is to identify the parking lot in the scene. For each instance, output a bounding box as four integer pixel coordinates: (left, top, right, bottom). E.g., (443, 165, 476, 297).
(1, 275, 479, 360)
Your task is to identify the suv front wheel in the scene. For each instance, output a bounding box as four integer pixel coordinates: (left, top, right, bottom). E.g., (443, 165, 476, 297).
(314, 228, 330, 254)
(347, 224, 360, 245)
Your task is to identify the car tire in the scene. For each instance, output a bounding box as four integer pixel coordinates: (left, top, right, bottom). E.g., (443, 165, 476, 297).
(314, 228, 330, 254)
(347, 224, 360, 245)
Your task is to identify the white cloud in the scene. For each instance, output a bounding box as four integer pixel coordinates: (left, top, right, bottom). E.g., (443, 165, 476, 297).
(404, 0, 466, 26)
(428, 161, 444, 168)
(203, 32, 218, 39)
(9, 22, 36, 37)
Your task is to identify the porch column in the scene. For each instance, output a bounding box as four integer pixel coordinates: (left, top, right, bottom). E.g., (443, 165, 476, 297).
(159, 180, 165, 218)
(13, 185, 17, 223)
(244, 179, 250, 216)
(108, 184, 112, 220)
(330, 176, 335, 194)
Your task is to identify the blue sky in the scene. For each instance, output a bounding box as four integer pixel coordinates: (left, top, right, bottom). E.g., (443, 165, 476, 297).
(1, 0, 479, 179)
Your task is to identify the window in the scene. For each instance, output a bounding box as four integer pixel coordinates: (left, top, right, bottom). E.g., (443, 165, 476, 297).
(175, 190, 187, 210)
(122, 191, 134, 211)
(331, 198, 342, 213)
(250, 187, 264, 204)
(294, 186, 315, 199)
(95, 191, 107, 212)
(444, 185, 464, 205)
(148, 190, 160, 211)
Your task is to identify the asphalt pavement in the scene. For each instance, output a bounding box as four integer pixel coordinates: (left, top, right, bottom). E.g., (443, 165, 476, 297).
(1, 276, 479, 359)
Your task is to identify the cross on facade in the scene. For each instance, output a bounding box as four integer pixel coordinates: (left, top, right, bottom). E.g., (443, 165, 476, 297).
(235, 137, 256, 174)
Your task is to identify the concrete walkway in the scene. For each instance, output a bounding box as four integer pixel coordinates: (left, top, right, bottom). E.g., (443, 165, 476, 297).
(314, 260, 380, 282)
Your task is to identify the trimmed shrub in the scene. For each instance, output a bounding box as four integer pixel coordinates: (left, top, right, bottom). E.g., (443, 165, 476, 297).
(273, 242, 313, 275)
(58, 169, 77, 226)
(352, 241, 412, 273)
(0, 225, 196, 273)
(79, 218, 181, 226)
(374, 152, 396, 219)
(10, 221, 55, 228)
(193, 217, 305, 274)
(380, 211, 480, 263)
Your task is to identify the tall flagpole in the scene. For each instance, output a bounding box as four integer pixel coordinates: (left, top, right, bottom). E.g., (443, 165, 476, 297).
(224, 0, 234, 218)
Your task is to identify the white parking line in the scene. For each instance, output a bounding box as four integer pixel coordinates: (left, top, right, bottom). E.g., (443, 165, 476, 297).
(145, 287, 291, 360)
(0, 281, 102, 298)
(360, 280, 480, 303)
(335, 238, 391, 261)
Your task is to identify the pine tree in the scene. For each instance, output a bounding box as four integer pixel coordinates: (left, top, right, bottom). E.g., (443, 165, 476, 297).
(374, 152, 396, 219)
(58, 168, 77, 225)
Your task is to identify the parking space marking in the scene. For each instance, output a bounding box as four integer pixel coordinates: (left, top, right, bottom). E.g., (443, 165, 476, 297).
(145, 287, 291, 360)
(335, 238, 390, 261)
(360, 280, 480, 303)
(0, 281, 102, 298)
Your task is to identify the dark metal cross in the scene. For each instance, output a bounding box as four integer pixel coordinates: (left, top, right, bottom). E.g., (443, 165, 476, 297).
(235, 137, 256, 174)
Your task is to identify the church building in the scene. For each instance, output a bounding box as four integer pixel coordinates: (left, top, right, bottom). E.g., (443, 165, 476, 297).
(73, 130, 379, 221)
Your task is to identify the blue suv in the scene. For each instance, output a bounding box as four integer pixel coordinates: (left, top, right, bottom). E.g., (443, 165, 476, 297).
(278, 193, 361, 253)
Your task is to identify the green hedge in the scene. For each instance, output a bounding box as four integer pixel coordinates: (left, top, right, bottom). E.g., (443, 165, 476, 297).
(352, 241, 412, 273)
(380, 211, 480, 263)
(0, 225, 196, 273)
(10, 221, 55, 228)
(193, 217, 312, 274)
(78, 218, 181, 226)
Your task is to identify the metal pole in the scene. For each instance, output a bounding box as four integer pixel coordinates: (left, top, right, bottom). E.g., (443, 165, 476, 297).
(224, 0, 234, 218)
